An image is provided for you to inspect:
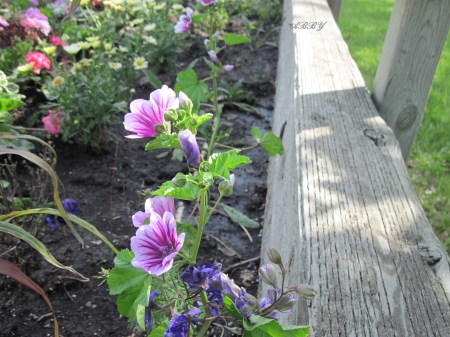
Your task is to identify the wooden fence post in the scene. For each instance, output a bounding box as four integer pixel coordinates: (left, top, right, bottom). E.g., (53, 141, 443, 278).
(327, 0, 343, 23)
(372, 0, 450, 161)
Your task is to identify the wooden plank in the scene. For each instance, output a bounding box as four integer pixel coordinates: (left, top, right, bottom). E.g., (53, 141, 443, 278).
(372, 0, 450, 161)
(327, 0, 343, 23)
(260, 0, 450, 335)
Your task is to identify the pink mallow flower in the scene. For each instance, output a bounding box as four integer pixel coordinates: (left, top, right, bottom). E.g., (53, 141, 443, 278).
(123, 85, 179, 138)
(42, 108, 64, 135)
(197, 0, 218, 6)
(131, 212, 185, 276)
(29, 0, 39, 6)
(22, 8, 51, 36)
(132, 196, 175, 228)
(174, 7, 193, 33)
(0, 16, 9, 31)
(26, 51, 51, 74)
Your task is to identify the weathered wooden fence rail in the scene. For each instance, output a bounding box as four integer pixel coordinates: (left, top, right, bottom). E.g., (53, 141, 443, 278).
(260, 0, 450, 335)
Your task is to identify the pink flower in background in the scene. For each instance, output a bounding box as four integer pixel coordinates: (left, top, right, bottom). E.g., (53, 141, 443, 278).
(22, 8, 51, 36)
(123, 85, 179, 138)
(51, 36, 62, 46)
(197, 0, 218, 5)
(42, 108, 64, 135)
(132, 196, 175, 228)
(131, 212, 185, 276)
(29, 0, 39, 5)
(223, 64, 234, 72)
(26, 51, 51, 74)
(0, 16, 8, 31)
(174, 7, 193, 33)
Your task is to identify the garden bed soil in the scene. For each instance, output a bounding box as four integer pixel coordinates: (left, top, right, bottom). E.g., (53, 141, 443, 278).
(0, 24, 280, 336)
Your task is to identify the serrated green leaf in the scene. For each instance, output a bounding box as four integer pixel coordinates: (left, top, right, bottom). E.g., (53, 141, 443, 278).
(174, 69, 207, 112)
(148, 321, 170, 337)
(145, 134, 180, 151)
(196, 113, 213, 127)
(224, 33, 251, 45)
(222, 204, 260, 229)
(251, 127, 262, 143)
(204, 149, 251, 179)
(107, 249, 152, 329)
(142, 69, 162, 89)
(260, 131, 284, 156)
(153, 180, 200, 201)
(223, 296, 244, 320)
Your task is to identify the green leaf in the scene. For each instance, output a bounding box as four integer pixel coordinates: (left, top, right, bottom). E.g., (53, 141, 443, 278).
(251, 126, 262, 143)
(260, 131, 284, 156)
(223, 296, 244, 320)
(107, 249, 152, 329)
(243, 316, 311, 337)
(142, 69, 162, 89)
(145, 134, 180, 151)
(204, 149, 251, 180)
(0, 93, 24, 111)
(171, 148, 184, 162)
(279, 325, 311, 337)
(153, 179, 200, 201)
(196, 113, 213, 128)
(148, 321, 169, 337)
(174, 69, 207, 112)
(222, 204, 260, 229)
(224, 33, 251, 45)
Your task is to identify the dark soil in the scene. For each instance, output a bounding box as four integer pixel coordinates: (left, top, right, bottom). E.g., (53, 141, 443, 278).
(0, 22, 279, 337)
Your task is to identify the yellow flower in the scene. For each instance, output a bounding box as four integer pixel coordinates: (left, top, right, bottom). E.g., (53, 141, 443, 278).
(70, 63, 83, 74)
(91, 40, 101, 49)
(132, 18, 144, 26)
(74, 119, 79, 125)
(154, 2, 165, 10)
(133, 56, 148, 70)
(104, 42, 112, 51)
(52, 76, 65, 86)
(86, 36, 100, 43)
(116, 5, 125, 11)
(126, 0, 139, 5)
(80, 58, 92, 67)
(109, 48, 117, 55)
(172, 4, 183, 10)
(17, 63, 33, 73)
(80, 0, 89, 5)
(43, 46, 57, 55)
(78, 41, 91, 50)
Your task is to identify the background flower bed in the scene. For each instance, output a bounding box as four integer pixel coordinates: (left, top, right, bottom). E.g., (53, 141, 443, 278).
(0, 10, 280, 337)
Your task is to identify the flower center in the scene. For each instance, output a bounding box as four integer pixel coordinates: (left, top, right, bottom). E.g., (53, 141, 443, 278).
(159, 244, 175, 258)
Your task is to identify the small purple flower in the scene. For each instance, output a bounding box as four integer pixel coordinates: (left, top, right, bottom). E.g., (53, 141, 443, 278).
(223, 64, 234, 72)
(62, 198, 79, 215)
(180, 261, 222, 292)
(259, 297, 279, 320)
(258, 264, 277, 288)
(197, 0, 218, 6)
(131, 212, 185, 276)
(164, 308, 202, 337)
(220, 274, 240, 301)
(132, 196, 175, 228)
(178, 130, 200, 168)
(29, 0, 39, 5)
(267, 288, 295, 313)
(46, 215, 59, 230)
(174, 7, 193, 34)
(235, 288, 260, 318)
(144, 290, 159, 330)
(124, 85, 179, 138)
(208, 50, 219, 65)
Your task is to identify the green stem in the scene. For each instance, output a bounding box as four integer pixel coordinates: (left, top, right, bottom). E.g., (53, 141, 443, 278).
(190, 189, 208, 262)
(207, 75, 220, 157)
(197, 291, 213, 337)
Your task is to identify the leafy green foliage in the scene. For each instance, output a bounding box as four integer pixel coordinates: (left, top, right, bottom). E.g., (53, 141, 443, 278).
(222, 204, 260, 228)
(153, 175, 200, 201)
(108, 249, 152, 329)
(251, 127, 284, 156)
(243, 316, 310, 337)
(142, 69, 163, 89)
(145, 134, 180, 151)
(174, 69, 208, 112)
(224, 33, 251, 45)
(204, 149, 252, 180)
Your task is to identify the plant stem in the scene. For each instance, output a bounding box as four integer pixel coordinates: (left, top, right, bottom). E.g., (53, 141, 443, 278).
(190, 189, 208, 262)
(197, 291, 213, 337)
(207, 76, 220, 157)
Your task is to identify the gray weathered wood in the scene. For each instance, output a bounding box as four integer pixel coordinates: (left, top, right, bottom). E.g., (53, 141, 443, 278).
(372, 0, 450, 161)
(327, 0, 343, 23)
(260, 0, 450, 335)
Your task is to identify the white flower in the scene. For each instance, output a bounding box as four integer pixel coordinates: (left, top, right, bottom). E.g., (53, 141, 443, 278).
(63, 43, 81, 55)
(143, 23, 156, 32)
(78, 41, 91, 50)
(143, 36, 157, 45)
(133, 57, 148, 70)
(109, 62, 122, 70)
(119, 46, 129, 52)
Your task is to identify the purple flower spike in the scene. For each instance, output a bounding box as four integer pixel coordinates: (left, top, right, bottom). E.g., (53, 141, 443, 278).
(178, 130, 200, 168)
(208, 50, 219, 65)
(180, 261, 222, 292)
(174, 7, 193, 33)
(223, 64, 234, 72)
(124, 85, 179, 138)
(131, 212, 185, 276)
(197, 0, 218, 6)
(132, 196, 174, 228)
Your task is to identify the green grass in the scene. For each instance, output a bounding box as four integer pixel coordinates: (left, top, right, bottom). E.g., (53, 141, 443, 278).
(339, 0, 450, 252)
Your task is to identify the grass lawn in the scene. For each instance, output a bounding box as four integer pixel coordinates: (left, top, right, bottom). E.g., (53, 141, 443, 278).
(339, 0, 450, 252)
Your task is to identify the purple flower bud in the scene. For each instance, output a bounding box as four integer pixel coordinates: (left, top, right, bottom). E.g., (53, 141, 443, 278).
(144, 290, 159, 330)
(208, 50, 219, 65)
(235, 288, 260, 318)
(218, 174, 235, 196)
(62, 198, 80, 215)
(178, 129, 200, 168)
(275, 293, 296, 313)
(220, 274, 240, 301)
(204, 39, 210, 46)
(197, 0, 218, 6)
(258, 264, 277, 288)
(287, 284, 316, 300)
(46, 215, 59, 229)
(267, 247, 283, 265)
(223, 64, 234, 72)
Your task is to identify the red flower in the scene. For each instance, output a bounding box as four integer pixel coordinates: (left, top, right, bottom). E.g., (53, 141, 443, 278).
(26, 51, 51, 74)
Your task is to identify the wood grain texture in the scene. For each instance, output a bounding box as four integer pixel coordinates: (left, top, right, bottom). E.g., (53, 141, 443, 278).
(372, 0, 450, 161)
(260, 0, 450, 336)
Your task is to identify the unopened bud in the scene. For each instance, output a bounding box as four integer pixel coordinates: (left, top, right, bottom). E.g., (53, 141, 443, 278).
(164, 109, 178, 122)
(275, 293, 296, 312)
(179, 91, 193, 112)
(267, 247, 282, 265)
(154, 124, 167, 135)
(287, 284, 316, 300)
(219, 174, 235, 196)
(258, 264, 277, 288)
(172, 173, 187, 187)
